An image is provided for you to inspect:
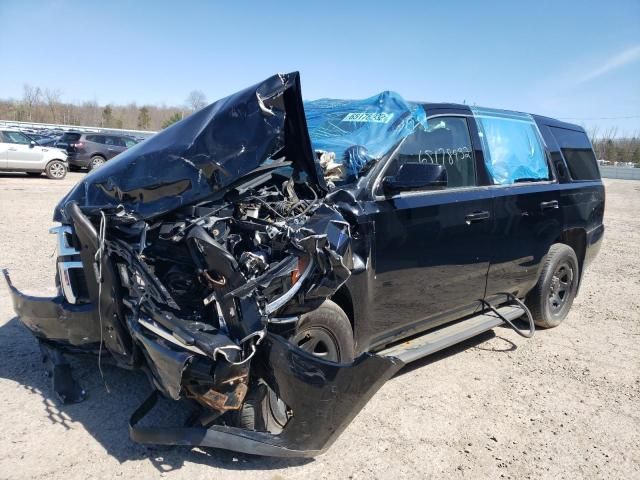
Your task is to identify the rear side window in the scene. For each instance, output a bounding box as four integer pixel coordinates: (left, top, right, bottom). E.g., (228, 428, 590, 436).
(386, 116, 476, 188)
(85, 135, 102, 143)
(549, 127, 600, 180)
(472, 108, 550, 185)
(59, 133, 81, 143)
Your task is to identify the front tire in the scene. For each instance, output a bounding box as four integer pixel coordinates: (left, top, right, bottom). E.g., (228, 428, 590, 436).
(237, 300, 354, 432)
(45, 160, 67, 180)
(527, 243, 579, 328)
(89, 155, 106, 170)
(291, 300, 355, 362)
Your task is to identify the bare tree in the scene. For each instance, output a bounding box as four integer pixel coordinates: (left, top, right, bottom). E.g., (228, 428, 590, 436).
(22, 84, 42, 121)
(186, 90, 207, 112)
(43, 88, 62, 123)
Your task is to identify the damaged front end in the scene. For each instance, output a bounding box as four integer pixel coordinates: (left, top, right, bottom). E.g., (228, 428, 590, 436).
(4, 72, 402, 457)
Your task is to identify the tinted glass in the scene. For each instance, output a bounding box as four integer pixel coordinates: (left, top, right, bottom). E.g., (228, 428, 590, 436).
(59, 133, 82, 142)
(85, 135, 100, 143)
(104, 136, 116, 146)
(112, 136, 127, 147)
(124, 138, 138, 148)
(384, 116, 476, 188)
(549, 127, 600, 180)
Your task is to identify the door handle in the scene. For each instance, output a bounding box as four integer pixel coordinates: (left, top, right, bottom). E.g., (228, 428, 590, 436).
(465, 211, 490, 224)
(540, 200, 559, 211)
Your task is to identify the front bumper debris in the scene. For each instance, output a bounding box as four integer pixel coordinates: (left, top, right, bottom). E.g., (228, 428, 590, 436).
(3, 269, 101, 346)
(130, 334, 403, 457)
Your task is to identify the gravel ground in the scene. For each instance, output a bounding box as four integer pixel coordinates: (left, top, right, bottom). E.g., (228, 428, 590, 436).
(0, 173, 638, 479)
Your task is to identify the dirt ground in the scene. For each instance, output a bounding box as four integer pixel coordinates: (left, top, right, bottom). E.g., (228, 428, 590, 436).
(0, 173, 638, 480)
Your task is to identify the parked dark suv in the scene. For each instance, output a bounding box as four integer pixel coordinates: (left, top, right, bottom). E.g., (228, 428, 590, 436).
(56, 132, 138, 170)
(4, 72, 604, 458)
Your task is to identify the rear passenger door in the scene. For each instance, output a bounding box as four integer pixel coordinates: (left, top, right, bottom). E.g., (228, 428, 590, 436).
(472, 108, 563, 302)
(368, 110, 494, 346)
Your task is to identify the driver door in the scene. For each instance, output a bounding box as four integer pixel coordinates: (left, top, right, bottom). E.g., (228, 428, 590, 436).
(366, 112, 494, 347)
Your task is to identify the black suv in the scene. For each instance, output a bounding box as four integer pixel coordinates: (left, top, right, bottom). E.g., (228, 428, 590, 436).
(5, 73, 604, 458)
(56, 132, 138, 170)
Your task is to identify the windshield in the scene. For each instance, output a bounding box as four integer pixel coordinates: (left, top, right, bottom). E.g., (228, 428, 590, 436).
(304, 92, 427, 185)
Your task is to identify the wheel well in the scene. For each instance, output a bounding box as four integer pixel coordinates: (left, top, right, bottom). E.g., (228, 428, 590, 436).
(558, 228, 587, 280)
(91, 154, 106, 159)
(330, 285, 354, 328)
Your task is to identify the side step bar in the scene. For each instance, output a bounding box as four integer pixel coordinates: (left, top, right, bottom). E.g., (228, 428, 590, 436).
(379, 305, 525, 363)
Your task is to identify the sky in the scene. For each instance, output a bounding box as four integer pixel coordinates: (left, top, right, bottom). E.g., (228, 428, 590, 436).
(1, 0, 639, 135)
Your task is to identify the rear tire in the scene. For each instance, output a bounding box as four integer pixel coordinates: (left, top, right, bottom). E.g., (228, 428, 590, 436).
(526, 243, 579, 328)
(45, 160, 67, 180)
(237, 300, 354, 432)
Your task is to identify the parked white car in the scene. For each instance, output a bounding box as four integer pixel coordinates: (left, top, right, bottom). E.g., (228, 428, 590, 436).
(0, 128, 68, 179)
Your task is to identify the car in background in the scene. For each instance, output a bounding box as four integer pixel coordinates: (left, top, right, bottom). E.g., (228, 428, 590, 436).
(24, 132, 53, 142)
(0, 128, 68, 179)
(36, 135, 62, 147)
(55, 132, 139, 170)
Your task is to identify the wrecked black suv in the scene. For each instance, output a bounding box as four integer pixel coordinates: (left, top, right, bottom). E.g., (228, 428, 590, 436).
(4, 72, 604, 457)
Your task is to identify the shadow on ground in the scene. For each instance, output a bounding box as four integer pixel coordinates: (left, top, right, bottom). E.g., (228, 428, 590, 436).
(0, 317, 311, 473)
(0, 312, 521, 472)
(395, 327, 518, 376)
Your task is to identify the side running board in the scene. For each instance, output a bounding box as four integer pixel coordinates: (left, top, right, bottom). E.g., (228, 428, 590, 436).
(379, 305, 525, 363)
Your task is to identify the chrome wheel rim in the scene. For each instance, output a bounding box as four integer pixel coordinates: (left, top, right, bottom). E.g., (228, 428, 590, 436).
(49, 163, 65, 178)
(548, 261, 574, 313)
(91, 158, 105, 169)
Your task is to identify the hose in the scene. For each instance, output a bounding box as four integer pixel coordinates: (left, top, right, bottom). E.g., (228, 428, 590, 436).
(480, 293, 535, 338)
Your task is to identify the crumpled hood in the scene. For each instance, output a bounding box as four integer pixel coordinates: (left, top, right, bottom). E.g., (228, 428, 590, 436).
(54, 72, 325, 222)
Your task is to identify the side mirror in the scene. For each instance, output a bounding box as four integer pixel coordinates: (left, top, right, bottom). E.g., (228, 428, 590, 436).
(29, 141, 36, 148)
(382, 162, 447, 193)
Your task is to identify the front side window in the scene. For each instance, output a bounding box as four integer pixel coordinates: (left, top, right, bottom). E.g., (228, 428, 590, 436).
(472, 108, 550, 185)
(112, 137, 127, 147)
(2, 131, 32, 144)
(383, 116, 477, 189)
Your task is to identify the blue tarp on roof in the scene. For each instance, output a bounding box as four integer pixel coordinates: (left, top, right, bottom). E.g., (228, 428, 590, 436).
(304, 92, 427, 181)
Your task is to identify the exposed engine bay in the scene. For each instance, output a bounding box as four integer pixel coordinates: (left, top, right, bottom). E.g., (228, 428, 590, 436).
(101, 167, 352, 410)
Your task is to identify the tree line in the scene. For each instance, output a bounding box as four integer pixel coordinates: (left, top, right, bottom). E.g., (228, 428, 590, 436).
(588, 127, 640, 165)
(1, 85, 639, 163)
(0, 84, 208, 131)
